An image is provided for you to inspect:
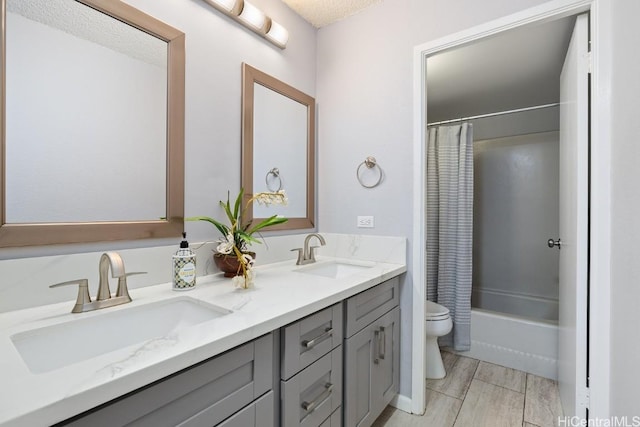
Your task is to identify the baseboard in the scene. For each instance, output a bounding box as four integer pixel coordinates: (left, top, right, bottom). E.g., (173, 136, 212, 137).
(389, 393, 413, 414)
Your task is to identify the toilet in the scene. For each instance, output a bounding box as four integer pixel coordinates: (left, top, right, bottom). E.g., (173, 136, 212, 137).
(425, 300, 453, 379)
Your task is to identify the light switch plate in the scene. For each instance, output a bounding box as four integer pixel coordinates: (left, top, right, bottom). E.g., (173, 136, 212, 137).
(357, 216, 374, 228)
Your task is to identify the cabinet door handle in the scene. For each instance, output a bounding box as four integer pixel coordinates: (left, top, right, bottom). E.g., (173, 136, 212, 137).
(301, 382, 333, 413)
(373, 329, 380, 364)
(301, 327, 333, 349)
(379, 326, 386, 360)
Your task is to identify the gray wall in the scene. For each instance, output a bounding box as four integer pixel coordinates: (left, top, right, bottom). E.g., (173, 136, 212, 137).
(316, 0, 553, 400)
(0, 0, 318, 260)
(610, 0, 640, 417)
(473, 130, 560, 321)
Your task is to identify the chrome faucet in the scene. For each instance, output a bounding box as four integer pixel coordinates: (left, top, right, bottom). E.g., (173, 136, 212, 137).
(50, 252, 145, 313)
(292, 233, 327, 265)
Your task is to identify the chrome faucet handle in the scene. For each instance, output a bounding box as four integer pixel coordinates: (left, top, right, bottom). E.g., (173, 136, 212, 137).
(50, 279, 91, 314)
(291, 248, 305, 265)
(115, 272, 147, 299)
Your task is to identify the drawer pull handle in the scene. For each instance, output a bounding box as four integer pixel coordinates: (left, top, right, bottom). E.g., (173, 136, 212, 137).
(374, 329, 380, 364)
(301, 382, 334, 413)
(374, 326, 386, 364)
(301, 327, 333, 349)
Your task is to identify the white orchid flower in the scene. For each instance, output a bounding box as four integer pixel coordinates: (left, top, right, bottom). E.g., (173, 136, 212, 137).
(245, 269, 256, 288)
(231, 275, 244, 288)
(242, 253, 255, 268)
(278, 190, 288, 206)
(232, 270, 255, 289)
(254, 190, 288, 206)
(216, 233, 234, 254)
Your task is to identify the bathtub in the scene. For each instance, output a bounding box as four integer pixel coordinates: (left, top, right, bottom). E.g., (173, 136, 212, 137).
(456, 308, 558, 380)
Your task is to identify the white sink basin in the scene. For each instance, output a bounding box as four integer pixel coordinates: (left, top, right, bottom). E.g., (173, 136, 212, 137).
(296, 261, 374, 279)
(11, 297, 231, 374)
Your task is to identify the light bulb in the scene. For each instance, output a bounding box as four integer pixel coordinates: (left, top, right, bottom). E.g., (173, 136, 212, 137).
(208, 0, 236, 13)
(238, 1, 266, 30)
(266, 19, 289, 48)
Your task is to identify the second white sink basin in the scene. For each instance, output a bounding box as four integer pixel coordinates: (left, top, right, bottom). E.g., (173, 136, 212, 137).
(296, 261, 374, 279)
(11, 297, 231, 374)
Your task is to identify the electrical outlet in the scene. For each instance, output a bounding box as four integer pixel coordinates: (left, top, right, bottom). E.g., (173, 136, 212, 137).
(357, 216, 374, 228)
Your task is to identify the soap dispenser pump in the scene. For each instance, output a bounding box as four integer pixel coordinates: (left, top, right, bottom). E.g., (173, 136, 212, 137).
(173, 232, 196, 291)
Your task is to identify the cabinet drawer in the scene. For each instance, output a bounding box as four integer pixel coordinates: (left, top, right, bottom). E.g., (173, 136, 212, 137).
(318, 408, 342, 427)
(281, 346, 343, 427)
(281, 303, 343, 380)
(345, 277, 399, 338)
(60, 333, 274, 427)
(216, 390, 274, 427)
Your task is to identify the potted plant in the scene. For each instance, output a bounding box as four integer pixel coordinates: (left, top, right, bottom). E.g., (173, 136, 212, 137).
(187, 188, 287, 288)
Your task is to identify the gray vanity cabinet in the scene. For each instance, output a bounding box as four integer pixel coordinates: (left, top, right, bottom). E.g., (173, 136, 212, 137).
(217, 391, 274, 427)
(343, 278, 400, 427)
(54, 275, 404, 427)
(59, 333, 275, 427)
(281, 303, 343, 427)
(281, 303, 343, 381)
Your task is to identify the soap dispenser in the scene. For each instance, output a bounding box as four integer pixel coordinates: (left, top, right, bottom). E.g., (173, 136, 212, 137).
(173, 232, 196, 291)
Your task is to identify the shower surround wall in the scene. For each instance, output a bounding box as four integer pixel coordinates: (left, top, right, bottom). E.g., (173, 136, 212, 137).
(473, 130, 560, 321)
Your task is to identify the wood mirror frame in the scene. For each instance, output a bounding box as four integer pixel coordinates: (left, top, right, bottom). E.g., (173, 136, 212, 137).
(241, 63, 315, 231)
(0, 0, 185, 247)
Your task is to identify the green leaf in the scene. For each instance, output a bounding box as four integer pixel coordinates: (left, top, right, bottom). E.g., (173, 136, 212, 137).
(237, 230, 262, 245)
(220, 191, 235, 225)
(233, 188, 243, 223)
(185, 216, 229, 237)
(185, 189, 287, 250)
(246, 215, 288, 235)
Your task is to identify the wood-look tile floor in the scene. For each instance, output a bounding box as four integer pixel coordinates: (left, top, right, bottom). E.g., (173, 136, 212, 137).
(372, 351, 564, 427)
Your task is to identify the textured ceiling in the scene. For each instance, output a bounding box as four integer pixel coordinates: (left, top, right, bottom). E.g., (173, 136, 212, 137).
(282, 0, 381, 28)
(7, 0, 166, 67)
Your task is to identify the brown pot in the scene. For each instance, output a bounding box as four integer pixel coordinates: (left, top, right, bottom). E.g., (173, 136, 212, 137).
(213, 252, 256, 278)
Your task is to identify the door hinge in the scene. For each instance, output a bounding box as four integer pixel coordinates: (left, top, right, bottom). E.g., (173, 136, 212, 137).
(578, 387, 590, 410)
(587, 51, 593, 74)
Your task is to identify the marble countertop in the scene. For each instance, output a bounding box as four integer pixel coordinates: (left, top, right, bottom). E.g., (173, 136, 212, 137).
(0, 256, 406, 426)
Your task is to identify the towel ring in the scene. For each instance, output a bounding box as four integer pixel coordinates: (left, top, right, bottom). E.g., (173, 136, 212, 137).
(357, 156, 383, 188)
(265, 167, 282, 192)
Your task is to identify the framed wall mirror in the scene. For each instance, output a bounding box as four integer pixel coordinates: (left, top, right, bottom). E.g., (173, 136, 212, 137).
(0, 0, 185, 247)
(241, 63, 315, 230)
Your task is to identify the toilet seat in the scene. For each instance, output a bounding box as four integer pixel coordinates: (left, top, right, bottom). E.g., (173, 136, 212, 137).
(426, 300, 450, 320)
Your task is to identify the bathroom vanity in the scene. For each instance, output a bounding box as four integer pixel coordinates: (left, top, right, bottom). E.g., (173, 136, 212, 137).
(0, 243, 405, 427)
(56, 277, 400, 427)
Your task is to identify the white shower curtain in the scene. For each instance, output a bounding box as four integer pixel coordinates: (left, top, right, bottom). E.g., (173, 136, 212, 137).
(426, 123, 473, 351)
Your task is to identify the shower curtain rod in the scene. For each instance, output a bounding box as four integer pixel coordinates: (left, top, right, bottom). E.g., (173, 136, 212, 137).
(426, 102, 560, 127)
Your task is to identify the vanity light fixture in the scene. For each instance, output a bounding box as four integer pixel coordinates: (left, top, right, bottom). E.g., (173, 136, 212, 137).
(207, 0, 236, 12)
(202, 0, 289, 49)
(265, 19, 289, 48)
(238, 1, 266, 30)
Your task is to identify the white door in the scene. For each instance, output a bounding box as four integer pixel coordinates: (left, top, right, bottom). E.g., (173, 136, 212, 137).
(558, 13, 589, 419)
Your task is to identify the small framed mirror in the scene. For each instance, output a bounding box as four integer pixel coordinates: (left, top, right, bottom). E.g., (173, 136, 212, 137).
(241, 63, 315, 230)
(0, 0, 185, 247)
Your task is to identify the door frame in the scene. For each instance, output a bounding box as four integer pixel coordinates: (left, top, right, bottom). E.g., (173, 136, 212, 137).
(411, 0, 612, 417)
